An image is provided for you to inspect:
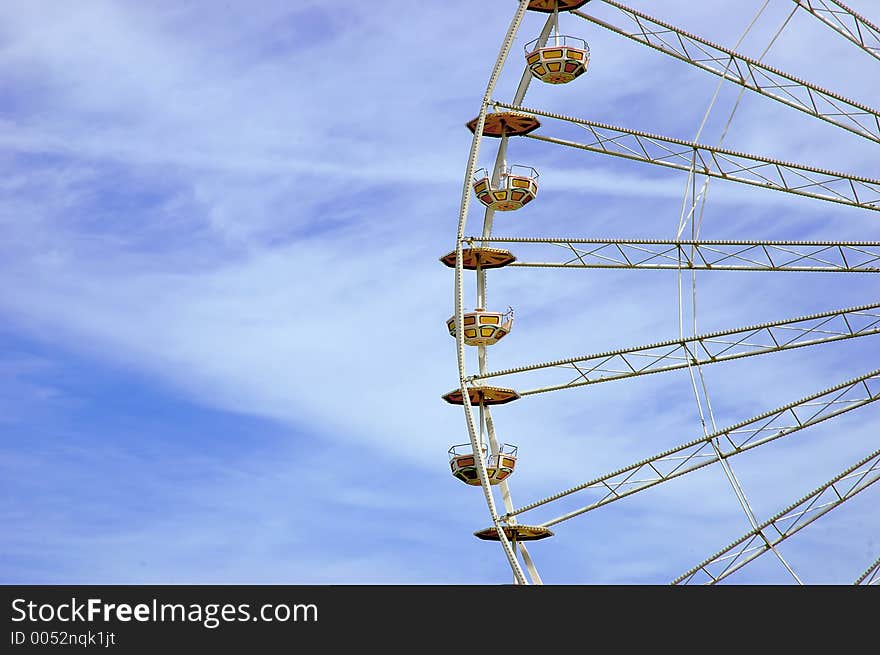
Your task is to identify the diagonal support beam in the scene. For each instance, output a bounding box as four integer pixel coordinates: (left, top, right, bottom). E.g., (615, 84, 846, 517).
(499, 369, 880, 524)
(467, 237, 880, 272)
(791, 0, 880, 62)
(470, 302, 880, 396)
(854, 554, 880, 585)
(673, 447, 880, 584)
(575, 1, 880, 142)
(492, 101, 880, 212)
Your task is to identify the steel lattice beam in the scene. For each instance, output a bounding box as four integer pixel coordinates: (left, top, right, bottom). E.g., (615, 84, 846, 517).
(492, 101, 880, 211)
(574, 1, 880, 142)
(673, 448, 880, 584)
(497, 370, 880, 524)
(855, 555, 880, 585)
(792, 0, 880, 62)
(466, 237, 880, 272)
(469, 302, 880, 395)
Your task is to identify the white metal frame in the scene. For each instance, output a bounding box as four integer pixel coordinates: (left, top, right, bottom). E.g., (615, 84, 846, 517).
(450, 0, 879, 585)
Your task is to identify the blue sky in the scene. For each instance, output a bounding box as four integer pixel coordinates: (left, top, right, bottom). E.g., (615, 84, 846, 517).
(1, 0, 878, 584)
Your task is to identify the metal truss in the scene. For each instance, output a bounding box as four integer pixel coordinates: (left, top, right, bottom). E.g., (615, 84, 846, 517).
(471, 302, 880, 395)
(855, 555, 880, 585)
(493, 101, 880, 212)
(456, 0, 880, 587)
(498, 369, 880, 524)
(573, 1, 880, 142)
(791, 0, 880, 62)
(465, 237, 880, 272)
(673, 447, 880, 584)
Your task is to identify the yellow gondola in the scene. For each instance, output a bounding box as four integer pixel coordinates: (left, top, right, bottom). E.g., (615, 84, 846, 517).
(525, 34, 590, 84)
(526, 0, 592, 13)
(473, 524, 554, 541)
(473, 165, 539, 211)
(438, 247, 517, 270)
(447, 307, 514, 346)
(441, 385, 520, 406)
(466, 110, 540, 138)
(448, 443, 518, 486)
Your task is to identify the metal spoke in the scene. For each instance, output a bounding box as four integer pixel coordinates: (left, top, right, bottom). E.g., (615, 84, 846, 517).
(470, 302, 880, 396)
(497, 370, 880, 524)
(673, 448, 880, 584)
(466, 237, 880, 272)
(791, 0, 880, 62)
(491, 101, 880, 211)
(854, 555, 880, 585)
(574, 0, 880, 141)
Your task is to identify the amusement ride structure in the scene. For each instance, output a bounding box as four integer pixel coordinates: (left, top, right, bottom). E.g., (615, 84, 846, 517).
(441, 0, 880, 585)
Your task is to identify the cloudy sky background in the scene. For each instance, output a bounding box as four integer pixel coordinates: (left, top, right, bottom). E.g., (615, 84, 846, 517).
(1, 0, 878, 584)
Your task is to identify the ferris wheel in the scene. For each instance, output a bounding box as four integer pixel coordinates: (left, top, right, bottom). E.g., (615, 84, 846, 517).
(441, 0, 880, 585)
